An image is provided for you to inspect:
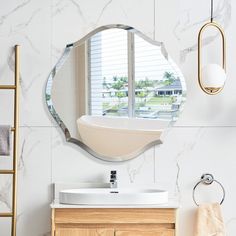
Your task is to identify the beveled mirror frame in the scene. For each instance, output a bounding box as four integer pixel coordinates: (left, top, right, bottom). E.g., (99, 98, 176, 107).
(45, 24, 185, 162)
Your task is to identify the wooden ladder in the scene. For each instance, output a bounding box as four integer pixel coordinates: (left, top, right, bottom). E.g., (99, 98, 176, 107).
(0, 45, 20, 236)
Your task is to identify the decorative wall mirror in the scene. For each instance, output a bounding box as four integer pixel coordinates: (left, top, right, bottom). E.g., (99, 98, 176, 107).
(46, 24, 186, 162)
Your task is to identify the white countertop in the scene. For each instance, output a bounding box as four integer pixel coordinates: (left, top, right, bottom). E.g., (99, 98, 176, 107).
(50, 199, 180, 209)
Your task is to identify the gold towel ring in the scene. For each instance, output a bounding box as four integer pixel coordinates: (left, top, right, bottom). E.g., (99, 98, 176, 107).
(198, 21, 226, 95)
(192, 173, 225, 206)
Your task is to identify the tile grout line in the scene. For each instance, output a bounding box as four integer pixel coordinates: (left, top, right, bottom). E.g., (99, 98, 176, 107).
(18, 125, 236, 128)
(153, 0, 156, 40)
(50, 123, 53, 200)
(50, 0, 53, 198)
(153, 146, 156, 183)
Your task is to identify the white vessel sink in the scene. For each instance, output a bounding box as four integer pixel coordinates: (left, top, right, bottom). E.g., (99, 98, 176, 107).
(59, 188, 168, 205)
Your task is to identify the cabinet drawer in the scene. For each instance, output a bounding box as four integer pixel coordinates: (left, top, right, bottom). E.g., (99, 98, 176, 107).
(115, 229, 175, 236)
(54, 208, 176, 224)
(56, 228, 114, 236)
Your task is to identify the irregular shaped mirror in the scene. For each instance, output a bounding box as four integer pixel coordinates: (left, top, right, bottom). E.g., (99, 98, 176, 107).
(46, 25, 186, 162)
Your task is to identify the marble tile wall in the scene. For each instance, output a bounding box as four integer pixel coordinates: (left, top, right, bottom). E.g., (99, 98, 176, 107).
(0, 0, 236, 235)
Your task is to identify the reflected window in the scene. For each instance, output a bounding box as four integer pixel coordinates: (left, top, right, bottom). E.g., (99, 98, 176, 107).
(88, 29, 185, 120)
(134, 35, 184, 120)
(89, 29, 128, 117)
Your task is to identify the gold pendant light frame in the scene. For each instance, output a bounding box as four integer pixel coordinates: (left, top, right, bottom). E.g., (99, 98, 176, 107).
(198, 0, 226, 95)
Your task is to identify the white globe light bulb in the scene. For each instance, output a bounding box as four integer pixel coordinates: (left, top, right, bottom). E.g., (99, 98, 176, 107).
(202, 63, 226, 89)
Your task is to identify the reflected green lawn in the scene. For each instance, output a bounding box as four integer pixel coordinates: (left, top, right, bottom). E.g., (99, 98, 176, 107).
(146, 96, 173, 105)
(102, 96, 176, 116)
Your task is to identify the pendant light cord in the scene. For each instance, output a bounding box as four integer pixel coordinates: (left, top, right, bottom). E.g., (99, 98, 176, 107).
(211, 0, 214, 22)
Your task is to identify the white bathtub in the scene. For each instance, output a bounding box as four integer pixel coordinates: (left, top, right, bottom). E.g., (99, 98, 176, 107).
(77, 115, 170, 161)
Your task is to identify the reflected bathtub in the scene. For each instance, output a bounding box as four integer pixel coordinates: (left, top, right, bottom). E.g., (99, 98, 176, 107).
(77, 115, 170, 161)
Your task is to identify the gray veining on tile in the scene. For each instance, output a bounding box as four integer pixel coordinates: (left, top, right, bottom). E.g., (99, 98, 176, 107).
(10, 7, 43, 54)
(52, 0, 70, 17)
(19, 139, 26, 170)
(175, 0, 231, 62)
(0, 178, 12, 210)
(117, 1, 128, 19)
(16, 9, 41, 28)
(173, 128, 204, 199)
(69, 0, 87, 23)
(6, 47, 15, 72)
(20, 73, 42, 100)
(19, 128, 41, 173)
(51, 45, 64, 64)
(95, 0, 114, 25)
(21, 34, 41, 54)
(0, 0, 31, 25)
(127, 152, 149, 183)
(6, 47, 24, 93)
(4, 9, 42, 54)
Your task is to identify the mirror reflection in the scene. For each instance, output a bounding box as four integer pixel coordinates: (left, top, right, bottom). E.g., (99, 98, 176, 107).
(46, 25, 186, 161)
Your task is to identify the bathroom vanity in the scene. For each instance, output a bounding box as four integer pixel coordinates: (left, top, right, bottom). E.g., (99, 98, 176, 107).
(51, 205, 178, 236)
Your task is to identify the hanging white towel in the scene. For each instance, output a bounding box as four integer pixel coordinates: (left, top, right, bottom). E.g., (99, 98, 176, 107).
(0, 125, 11, 156)
(194, 203, 226, 236)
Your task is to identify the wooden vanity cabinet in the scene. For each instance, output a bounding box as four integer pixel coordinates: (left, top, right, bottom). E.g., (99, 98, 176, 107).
(52, 208, 177, 236)
(55, 229, 114, 236)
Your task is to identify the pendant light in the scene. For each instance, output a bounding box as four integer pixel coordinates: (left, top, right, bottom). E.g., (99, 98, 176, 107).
(198, 0, 226, 95)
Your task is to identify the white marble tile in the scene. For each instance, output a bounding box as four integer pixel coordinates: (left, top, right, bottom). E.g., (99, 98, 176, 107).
(155, 127, 236, 235)
(0, 218, 11, 236)
(0, 127, 52, 236)
(176, 0, 231, 64)
(0, 175, 12, 213)
(51, 127, 155, 187)
(16, 127, 52, 236)
(154, 0, 181, 62)
(51, 0, 155, 65)
(175, 3, 236, 128)
(0, 149, 13, 171)
(155, 0, 236, 127)
(154, 127, 204, 197)
(226, 218, 236, 236)
(0, 0, 53, 127)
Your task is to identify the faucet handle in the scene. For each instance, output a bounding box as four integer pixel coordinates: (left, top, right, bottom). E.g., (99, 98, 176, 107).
(110, 170, 117, 180)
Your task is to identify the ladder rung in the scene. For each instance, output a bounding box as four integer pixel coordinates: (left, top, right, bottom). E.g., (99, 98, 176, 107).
(0, 170, 14, 174)
(11, 127, 15, 132)
(0, 85, 16, 90)
(0, 212, 13, 217)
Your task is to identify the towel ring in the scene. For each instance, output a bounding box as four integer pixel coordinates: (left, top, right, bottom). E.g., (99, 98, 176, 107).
(192, 173, 225, 206)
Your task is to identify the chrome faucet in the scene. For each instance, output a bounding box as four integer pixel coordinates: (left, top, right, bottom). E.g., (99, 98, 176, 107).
(110, 170, 117, 188)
